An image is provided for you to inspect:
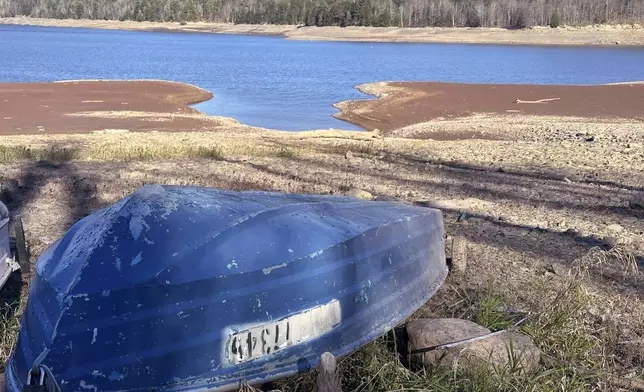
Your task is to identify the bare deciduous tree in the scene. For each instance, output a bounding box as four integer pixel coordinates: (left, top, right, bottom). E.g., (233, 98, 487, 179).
(2, 0, 643, 28)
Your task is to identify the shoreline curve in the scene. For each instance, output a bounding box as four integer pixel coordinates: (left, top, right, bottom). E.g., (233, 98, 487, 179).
(2, 79, 644, 136)
(0, 80, 242, 135)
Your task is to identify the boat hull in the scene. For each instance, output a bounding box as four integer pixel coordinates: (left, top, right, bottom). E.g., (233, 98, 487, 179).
(6, 186, 447, 392)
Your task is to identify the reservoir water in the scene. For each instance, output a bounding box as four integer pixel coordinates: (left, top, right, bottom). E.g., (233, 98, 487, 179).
(1, 24, 643, 130)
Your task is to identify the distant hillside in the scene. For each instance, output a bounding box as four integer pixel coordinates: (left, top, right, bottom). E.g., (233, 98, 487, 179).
(1, 0, 643, 29)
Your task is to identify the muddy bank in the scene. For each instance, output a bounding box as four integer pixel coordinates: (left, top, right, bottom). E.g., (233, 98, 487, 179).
(335, 81, 644, 134)
(0, 80, 239, 135)
(2, 17, 644, 46)
(2, 79, 644, 137)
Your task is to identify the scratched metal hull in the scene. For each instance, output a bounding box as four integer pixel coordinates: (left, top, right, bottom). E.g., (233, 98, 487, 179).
(7, 185, 447, 392)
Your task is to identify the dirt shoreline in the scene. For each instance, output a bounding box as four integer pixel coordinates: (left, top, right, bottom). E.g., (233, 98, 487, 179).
(2, 17, 644, 46)
(0, 80, 242, 135)
(335, 81, 644, 135)
(2, 79, 644, 136)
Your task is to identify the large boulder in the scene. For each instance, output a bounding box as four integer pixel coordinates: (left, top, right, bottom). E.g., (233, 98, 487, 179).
(407, 318, 540, 374)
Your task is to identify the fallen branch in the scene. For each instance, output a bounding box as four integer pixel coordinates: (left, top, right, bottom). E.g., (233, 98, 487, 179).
(514, 97, 560, 104)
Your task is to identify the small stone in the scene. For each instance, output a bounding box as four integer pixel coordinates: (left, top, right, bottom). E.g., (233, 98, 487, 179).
(547, 262, 570, 276)
(565, 228, 580, 236)
(345, 150, 354, 160)
(563, 177, 572, 184)
(585, 136, 595, 142)
(345, 188, 373, 200)
(607, 223, 624, 232)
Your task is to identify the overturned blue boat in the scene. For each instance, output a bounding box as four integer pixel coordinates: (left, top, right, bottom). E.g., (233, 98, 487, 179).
(7, 185, 447, 392)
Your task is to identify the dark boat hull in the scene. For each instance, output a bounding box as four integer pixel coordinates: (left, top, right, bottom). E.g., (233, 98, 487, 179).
(6, 186, 447, 392)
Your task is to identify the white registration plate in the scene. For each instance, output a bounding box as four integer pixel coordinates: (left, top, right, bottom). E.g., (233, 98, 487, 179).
(224, 299, 341, 364)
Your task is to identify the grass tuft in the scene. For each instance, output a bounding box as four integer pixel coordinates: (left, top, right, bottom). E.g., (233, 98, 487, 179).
(573, 246, 640, 278)
(0, 145, 78, 163)
(476, 294, 516, 331)
(275, 146, 298, 158)
(0, 144, 226, 163)
(0, 301, 22, 369)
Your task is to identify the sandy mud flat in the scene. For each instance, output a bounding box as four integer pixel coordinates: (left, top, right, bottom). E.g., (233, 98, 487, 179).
(0, 80, 238, 135)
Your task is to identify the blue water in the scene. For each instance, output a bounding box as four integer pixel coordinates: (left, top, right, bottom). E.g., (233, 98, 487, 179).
(1, 24, 644, 130)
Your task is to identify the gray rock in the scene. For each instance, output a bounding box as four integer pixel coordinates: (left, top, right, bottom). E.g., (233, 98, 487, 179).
(345, 150, 354, 160)
(407, 319, 540, 373)
(547, 262, 570, 277)
(345, 188, 373, 200)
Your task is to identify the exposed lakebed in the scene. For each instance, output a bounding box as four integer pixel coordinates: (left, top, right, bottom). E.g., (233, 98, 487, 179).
(2, 24, 644, 131)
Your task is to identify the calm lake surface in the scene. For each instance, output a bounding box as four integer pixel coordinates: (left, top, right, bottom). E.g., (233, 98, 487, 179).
(1, 24, 644, 130)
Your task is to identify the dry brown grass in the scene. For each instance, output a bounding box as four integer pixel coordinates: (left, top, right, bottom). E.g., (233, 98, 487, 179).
(0, 116, 642, 390)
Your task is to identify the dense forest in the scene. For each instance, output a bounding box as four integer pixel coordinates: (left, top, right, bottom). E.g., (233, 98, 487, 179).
(1, 0, 643, 28)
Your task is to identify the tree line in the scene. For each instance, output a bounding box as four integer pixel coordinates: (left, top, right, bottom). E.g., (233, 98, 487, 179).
(2, 0, 643, 28)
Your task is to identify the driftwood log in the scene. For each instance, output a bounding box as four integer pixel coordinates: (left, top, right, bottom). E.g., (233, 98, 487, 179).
(317, 352, 343, 392)
(514, 97, 560, 104)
